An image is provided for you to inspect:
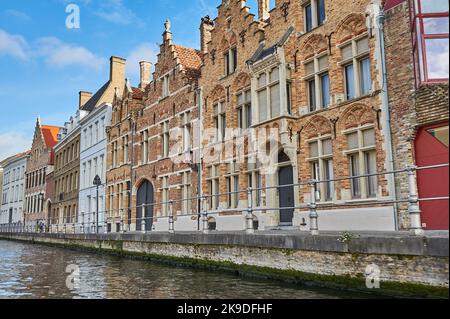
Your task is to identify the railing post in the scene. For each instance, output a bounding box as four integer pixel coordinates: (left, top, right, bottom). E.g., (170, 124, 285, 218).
(246, 187, 255, 234)
(202, 195, 209, 234)
(407, 166, 425, 236)
(308, 179, 319, 236)
(141, 205, 146, 233)
(169, 201, 175, 234)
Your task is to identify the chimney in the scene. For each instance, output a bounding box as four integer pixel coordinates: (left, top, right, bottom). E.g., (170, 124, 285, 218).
(79, 91, 92, 109)
(139, 61, 152, 89)
(258, 0, 270, 20)
(110, 56, 126, 85)
(200, 16, 214, 54)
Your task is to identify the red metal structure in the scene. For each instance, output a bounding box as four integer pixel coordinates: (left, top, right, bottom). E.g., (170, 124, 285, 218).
(415, 122, 449, 230)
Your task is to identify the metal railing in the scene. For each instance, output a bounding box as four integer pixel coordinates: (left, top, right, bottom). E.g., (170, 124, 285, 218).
(1, 164, 448, 237)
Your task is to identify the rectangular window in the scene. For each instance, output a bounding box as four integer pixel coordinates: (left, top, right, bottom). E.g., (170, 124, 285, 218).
(318, 0, 326, 25)
(213, 102, 226, 141)
(308, 137, 334, 202)
(181, 172, 192, 213)
(207, 165, 220, 210)
(225, 48, 237, 76)
(412, 0, 449, 83)
(320, 73, 330, 108)
(305, 3, 313, 32)
(305, 0, 326, 32)
(161, 122, 170, 158)
(349, 153, 361, 198)
(162, 75, 170, 98)
(308, 79, 316, 112)
(237, 90, 252, 130)
(346, 128, 378, 199)
(345, 64, 355, 100)
(359, 58, 372, 95)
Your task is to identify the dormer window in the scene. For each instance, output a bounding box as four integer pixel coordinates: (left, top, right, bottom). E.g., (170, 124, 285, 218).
(224, 47, 237, 76)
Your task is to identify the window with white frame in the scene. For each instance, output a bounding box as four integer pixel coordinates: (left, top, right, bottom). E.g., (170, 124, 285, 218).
(246, 162, 263, 207)
(181, 112, 192, 152)
(237, 90, 252, 130)
(224, 47, 237, 76)
(207, 165, 220, 210)
(340, 36, 372, 100)
(304, 54, 330, 112)
(161, 121, 170, 158)
(161, 176, 169, 216)
(162, 74, 170, 98)
(304, 0, 326, 32)
(181, 171, 192, 213)
(213, 101, 226, 142)
(346, 127, 377, 199)
(307, 137, 334, 201)
(257, 67, 282, 123)
(225, 161, 239, 208)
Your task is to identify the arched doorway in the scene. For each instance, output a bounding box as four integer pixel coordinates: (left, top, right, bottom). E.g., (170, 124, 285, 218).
(136, 180, 154, 231)
(278, 151, 294, 225)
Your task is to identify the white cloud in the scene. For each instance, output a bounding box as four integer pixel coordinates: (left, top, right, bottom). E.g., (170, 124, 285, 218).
(0, 132, 31, 161)
(95, 0, 143, 26)
(126, 43, 158, 83)
(36, 37, 106, 70)
(3, 9, 31, 21)
(0, 29, 29, 60)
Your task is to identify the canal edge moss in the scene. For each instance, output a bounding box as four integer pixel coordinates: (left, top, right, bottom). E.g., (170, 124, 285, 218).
(1, 234, 448, 299)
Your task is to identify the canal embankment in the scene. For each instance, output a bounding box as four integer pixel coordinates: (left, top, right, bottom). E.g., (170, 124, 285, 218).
(0, 231, 448, 298)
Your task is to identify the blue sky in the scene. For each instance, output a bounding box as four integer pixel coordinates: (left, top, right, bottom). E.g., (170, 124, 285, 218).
(0, 0, 262, 160)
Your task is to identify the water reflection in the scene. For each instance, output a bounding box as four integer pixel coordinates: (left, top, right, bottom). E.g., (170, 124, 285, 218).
(0, 240, 368, 299)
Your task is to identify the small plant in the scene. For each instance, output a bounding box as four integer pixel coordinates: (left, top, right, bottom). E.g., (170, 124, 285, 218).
(338, 232, 358, 244)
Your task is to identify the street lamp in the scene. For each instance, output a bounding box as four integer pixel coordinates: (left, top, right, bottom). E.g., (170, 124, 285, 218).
(93, 175, 102, 234)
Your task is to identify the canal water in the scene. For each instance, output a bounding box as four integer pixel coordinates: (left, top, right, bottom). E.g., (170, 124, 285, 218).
(0, 240, 372, 299)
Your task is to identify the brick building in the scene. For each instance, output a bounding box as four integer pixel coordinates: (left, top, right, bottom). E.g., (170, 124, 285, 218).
(49, 103, 86, 233)
(106, 21, 203, 232)
(24, 118, 61, 230)
(384, 0, 449, 230)
(195, 0, 398, 231)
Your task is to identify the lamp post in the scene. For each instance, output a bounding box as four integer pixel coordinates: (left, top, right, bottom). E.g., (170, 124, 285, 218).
(93, 175, 102, 234)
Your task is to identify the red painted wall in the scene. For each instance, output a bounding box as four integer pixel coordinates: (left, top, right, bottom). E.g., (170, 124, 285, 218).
(415, 123, 449, 230)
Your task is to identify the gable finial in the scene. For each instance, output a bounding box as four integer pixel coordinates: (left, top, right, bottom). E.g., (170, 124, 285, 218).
(164, 19, 171, 32)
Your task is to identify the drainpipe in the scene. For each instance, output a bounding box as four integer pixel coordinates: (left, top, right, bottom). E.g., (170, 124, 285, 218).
(196, 87, 203, 231)
(376, 9, 399, 231)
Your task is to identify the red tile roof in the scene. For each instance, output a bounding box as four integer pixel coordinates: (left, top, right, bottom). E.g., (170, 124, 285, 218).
(41, 125, 61, 149)
(173, 45, 203, 80)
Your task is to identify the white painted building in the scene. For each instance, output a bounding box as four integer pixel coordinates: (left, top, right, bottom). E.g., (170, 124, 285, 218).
(0, 152, 30, 229)
(78, 103, 112, 233)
